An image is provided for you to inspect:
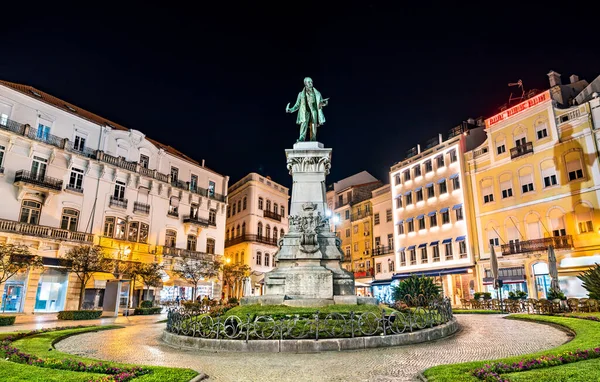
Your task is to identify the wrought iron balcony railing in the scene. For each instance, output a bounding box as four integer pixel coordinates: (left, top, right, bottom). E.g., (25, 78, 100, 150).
(167, 210, 179, 218)
(510, 142, 534, 159)
(500, 235, 573, 256)
(161, 246, 215, 261)
(225, 234, 279, 248)
(14, 170, 63, 191)
(0, 218, 93, 243)
(372, 245, 394, 256)
(65, 184, 84, 193)
(133, 201, 150, 214)
(263, 210, 282, 222)
(182, 214, 211, 227)
(109, 196, 128, 209)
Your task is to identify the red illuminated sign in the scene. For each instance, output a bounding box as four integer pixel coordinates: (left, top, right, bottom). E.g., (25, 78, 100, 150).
(486, 90, 550, 128)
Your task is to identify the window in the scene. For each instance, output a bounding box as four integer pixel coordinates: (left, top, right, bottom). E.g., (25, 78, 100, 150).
(386, 209, 392, 222)
(0, 113, 7, 125)
(405, 192, 412, 205)
(345, 210, 350, 220)
(566, 154, 584, 181)
(256, 252, 262, 266)
(452, 176, 460, 190)
(536, 122, 548, 140)
(409, 249, 416, 265)
(273, 227, 278, 241)
(266, 224, 271, 239)
(482, 184, 494, 203)
(403, 170, 411, 181)
(20, 200, 41, 225)
(353, 225, 358, 234)
(280, 228, 284, 238)
(170, 167, 179, 183)
(115, 218, 126, 239)
(209, 209, 216, 224)
(207, 238, 215, 254)
(0, 145, 4, 168)
(237, 200, 241, 213)
(376, 263, 381, 273)
(421, 248, 428, 263)
(235, 224, 240, 237)
(449, 149, 458, 163)
(488, 235, 500, 247)
(345, 228, 350, 238)
(407, 219, 414, 232)
(455, 206, 463, 221)
(187, 235, 197, 251)
(441, 209, 450, 224)
(374, 213, 380, 225)
(413, 165, 421, 178)
(266, 199, 271, 212)
(424, 160, 433, 173)
(427, 184, 435, 198)
(576, 204, 594, 234)
(500, 179, 513, 198)
(394, 174, 401, 185)
(31, 156, 47, 178)
(497, 143, 506, 155)
(68, 168, 84, 191)
(397, 223, 404, 235)
(232, 202, 236, 215)
(338, 195, 344, 206)
(418, 216, 425, 230)
(128, 221, 139, 242)
(354, 243, 358, 252)
(139, 154, 149, 169)
(432, 245, 440, 262)
(515, 135, 526, 147)
(165, 229, 177, 247)
(416, 188, 423, 202)
(389, 260, 395, 272)
(280, 205, 285, 216)
(459, 241, 467, 257)
(542, 165, 558, 187)
(60, 208, 79, 231)
(208, 181, 216, 198)
(375, 236, 381, 247)
(139, 223, 149, 243)
(438, 179, 447, 194)
(103, 217, 115, 237)
(257, 222, 263, 237)
(396, 197, 403, 209)
(227, 206, 231, 218)
(519, 169, 534, 193)
(37, 121, 51, 140)
(400, 251, 406, 266)
(436, 155, 444, 168)
(273, 203, 279, 214)
(243, 197, 247, 210)
(345, 246, 351, 258)
(430, 213, 437, 227)
(168, 196, 179, 215)
(258, 197, 264, 210)
(73, 134, 86, 152)
(363, 221, 369, 234)
(114, 180, 126, 200)
(242, 222, 246, 235)
(264, 253, 270, 267)
(445, 243, 453, 260)
(190, 174, 198, 191)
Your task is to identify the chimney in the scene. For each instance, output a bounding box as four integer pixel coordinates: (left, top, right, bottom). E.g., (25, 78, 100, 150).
(201, 159, 205, 167)
(570, 74, 579, 84)
(547, 70, 562, 87)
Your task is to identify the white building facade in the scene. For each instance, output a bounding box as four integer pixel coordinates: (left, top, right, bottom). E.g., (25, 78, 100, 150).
(370, 184, 396, 303)
(224, 173, 289, 296)
(0, 80, 227, 313)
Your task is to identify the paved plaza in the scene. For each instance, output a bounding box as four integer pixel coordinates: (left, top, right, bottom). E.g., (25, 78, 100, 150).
(51, 314, 569, 382)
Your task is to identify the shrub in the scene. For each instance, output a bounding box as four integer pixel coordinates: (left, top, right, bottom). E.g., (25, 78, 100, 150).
(57, 310, 102, 320)
(0, 315, 16, 326)
(228, 297, 239, 305)
(182, 302, 204, 310)
(508, 290, 528, 300)
(547, 289, 567, 300)
(578, 263, 600, 299)
(134, 307, 162, 315)
(473, 292, 483, 300)
(140, 300, 153, 308)
(208, 304, 236, 317)
(483, 292, 492, 300)
(391, 275, 441, 305)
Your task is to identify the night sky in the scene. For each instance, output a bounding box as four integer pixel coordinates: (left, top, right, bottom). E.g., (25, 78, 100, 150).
(3, 3, 599, 189)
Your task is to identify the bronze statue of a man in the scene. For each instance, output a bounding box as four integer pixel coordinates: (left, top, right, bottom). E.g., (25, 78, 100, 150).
(286, 77, 329, 142)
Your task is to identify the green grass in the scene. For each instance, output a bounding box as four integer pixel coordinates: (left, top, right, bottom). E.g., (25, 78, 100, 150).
(3, 326, 198, 382)
(507, 358, 600, 382)
(452, 309, 504, 314)
(558, 312, 600, 319)
(423, 314, 600, 382)
(223, 303, 394, 319)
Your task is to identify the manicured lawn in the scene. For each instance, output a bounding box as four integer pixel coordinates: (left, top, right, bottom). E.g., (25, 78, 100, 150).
(507, 358, 600, 382)
(452, 309, 504, 314)
(224, 304, 394, 319)
(2, 326, 198, 382)
(559, 312, 600, 320)
(423, 314, 600, 382)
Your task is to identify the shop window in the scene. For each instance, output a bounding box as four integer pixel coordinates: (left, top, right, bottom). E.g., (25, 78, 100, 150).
(115, 217, 126, 239)
(34, 268, 68, 313)
(139, 223, 149, 243)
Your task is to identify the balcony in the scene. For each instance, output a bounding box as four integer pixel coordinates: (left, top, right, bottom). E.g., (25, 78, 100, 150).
(64, 140, 96, 159)
(161, 246, 215, 261)
(65, 184, 84, 193)
(354, 269, 374, 278)
(182, 214, 212, 227)
(351, 211, 370, 221)
(14, 170, 62, 192)
(133, 201, 150, 215)
(335, 200, 350, 209)
(167, 210, 179, 218)
(263, 210, 282, 222)
(109, 196, 128, 209)
(372, 245, 394, 256)
(0, 218, 93, 243)
(510, 142, 534, 159)
(225, 234, 279, 248)
(500, 235, 573, 256)
(0, 117, 26, 135)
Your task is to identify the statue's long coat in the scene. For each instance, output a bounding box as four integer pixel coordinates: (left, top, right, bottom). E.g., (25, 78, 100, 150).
(289, 88, 326, 126)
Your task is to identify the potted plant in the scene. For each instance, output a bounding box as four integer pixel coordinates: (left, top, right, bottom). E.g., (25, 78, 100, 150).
(483, 292, 492, 300)
(473, 292, 483, 301)
(547, 289, 566, 303)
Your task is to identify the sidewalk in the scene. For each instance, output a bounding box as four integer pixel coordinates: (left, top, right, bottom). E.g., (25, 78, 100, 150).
(0, 312, 167, 332)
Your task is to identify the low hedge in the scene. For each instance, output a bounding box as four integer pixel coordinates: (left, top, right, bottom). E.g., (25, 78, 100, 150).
(0, 315, 16, 326)
(134, 307, 162, 315)
(140, 300, 153, 308)
(57, 310, 103, 320)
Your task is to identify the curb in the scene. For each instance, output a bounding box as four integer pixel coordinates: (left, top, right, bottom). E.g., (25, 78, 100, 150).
(189, 373, 210, 382)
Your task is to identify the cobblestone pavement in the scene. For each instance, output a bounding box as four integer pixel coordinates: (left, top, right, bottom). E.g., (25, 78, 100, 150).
(56, 314, 569, 382)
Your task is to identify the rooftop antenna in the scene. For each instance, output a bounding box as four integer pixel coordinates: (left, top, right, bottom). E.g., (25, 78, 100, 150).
(508, 79, 526, 105)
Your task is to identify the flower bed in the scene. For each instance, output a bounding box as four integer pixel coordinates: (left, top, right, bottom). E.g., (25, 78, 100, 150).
(472, 348, 600, 381)
(0, 315, 16, 326)
(58, 310, 103, 320)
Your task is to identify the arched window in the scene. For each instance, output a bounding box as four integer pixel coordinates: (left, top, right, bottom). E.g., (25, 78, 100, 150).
(266, 199, 271, 212)
(273, 227, 278, 241)
(256, 251, 262, 266)
(258, 197, 264, 210)
(187, 234, 197, 251)
(241, 222, 246, 236)
(240, 250, 244, 264)
(257, 222, 263, 237)
(266, 224, 271, 239)
(226, 228, 230, 240)
(518, 166, 534, 194)
(274, 203, 278, 213)
(280, 228, 285, 238)
(548, 208, 566, 237)
(165, 229, 177, 247)
(242, 196, 247, 210)
(237, 200, 241, 213)
(575, 203, 594, 233)
(264, 253, 270, 267)
(60, 208, 79, 231)
(20, 200, 41, 225)
(525, 213, 542, 240)
(498, 172, 513, 199)
(236, 224, 240, 237)
(207, 238, 215, 254)
(540, 159, 558, 188)
(564, 150, 585, 181)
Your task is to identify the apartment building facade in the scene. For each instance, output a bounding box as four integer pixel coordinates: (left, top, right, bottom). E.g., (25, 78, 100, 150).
(370, 184, 396, 303)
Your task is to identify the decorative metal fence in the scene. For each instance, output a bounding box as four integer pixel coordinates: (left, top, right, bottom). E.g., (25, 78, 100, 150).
(166, 296, 453, 342)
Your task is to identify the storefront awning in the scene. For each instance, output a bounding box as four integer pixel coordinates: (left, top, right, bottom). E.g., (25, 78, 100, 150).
(371, 278, 393, 286)
(392, 267, 472, 279)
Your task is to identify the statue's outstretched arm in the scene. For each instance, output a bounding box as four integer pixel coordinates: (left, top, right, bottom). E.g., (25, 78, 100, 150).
(286, 92, 302, 113)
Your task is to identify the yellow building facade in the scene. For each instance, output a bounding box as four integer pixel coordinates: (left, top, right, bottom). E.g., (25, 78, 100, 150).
(350, 199, 374, 283)
(466, 90, 600, 299)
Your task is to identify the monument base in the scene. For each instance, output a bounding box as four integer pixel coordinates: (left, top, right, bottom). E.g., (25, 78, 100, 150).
(240, 295, 378, 307)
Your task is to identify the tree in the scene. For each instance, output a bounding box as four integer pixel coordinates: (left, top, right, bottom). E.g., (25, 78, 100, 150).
(0, 243, 43, 287)
(391, 275, 441, 305)
(61, 245, 114, 310)
(578, 263, 600, 299)
(173, 257, 221, 300)
(222, 263, 250, 300)
(138, 263, 164, 301)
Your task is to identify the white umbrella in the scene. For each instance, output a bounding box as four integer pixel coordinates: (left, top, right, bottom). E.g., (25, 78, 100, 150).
(548, 245, 560, 293)
(490, 243, 502, 309)
(242, 277, 253, 297)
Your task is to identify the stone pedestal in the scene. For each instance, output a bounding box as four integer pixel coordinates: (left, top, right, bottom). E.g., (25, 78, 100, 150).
(242, 141, 356, 307)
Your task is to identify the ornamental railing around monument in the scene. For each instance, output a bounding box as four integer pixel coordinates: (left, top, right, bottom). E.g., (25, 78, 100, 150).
(165, 296, 453, 341)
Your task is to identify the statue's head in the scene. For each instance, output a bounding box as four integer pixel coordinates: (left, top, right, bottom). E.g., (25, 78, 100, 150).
(303, 77, 313, 89)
